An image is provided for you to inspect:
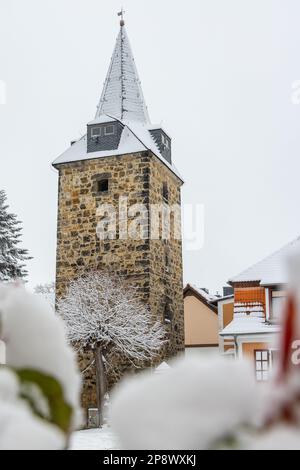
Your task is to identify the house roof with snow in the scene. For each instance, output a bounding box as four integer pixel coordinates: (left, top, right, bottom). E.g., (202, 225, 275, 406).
(210, 293, 234, 305)
(220, 317, 280, 336)
(228, 236, 300, 286)
(52, 20, 183, 183)
(53, 117, 183, 181)
(183, 284, 217, 313)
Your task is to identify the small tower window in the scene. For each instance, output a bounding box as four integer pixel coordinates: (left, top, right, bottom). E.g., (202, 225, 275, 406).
(104, 125, 115, 135)
(92, 127, 101, 137)
(162, 182, 169, 202)
(92, 173, 111, 196)
(97, 179, 109, 193)
(163, 303, 172, 324)
(165, 251, 170, 273)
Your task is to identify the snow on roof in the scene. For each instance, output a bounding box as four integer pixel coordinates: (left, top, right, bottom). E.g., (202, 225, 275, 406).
(52, 23, 183, 183)
(220, 317, 280, 336)
(52, 121, 184, 182)
(95, 25, 150, 124)
(185, 284, 217, 303)
(87, 115, 117, 125)
(147, 123, 171, 138)
(229, 236, 300, 285)
(210, 293, 234, 304)
(53, 127, 143, 165)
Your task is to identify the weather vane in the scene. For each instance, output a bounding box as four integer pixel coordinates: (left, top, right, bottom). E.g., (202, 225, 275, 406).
(118, 8, 125, 26)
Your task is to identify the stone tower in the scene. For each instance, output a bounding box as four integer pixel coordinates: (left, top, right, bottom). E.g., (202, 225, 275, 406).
(53, 18, 184, 413)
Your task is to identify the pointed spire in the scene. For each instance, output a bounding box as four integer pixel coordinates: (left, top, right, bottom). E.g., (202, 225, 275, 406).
(95, 17, 150, 124)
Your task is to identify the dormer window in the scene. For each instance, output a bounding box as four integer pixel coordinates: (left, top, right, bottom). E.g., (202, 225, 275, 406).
(91, 127, 101, 137)
(91, 124, 115, 139)
(161, 134, 170, 149)
(149, 128, 172, 164)
(87, 120, 122, 153)
(104, 125, 115, 135)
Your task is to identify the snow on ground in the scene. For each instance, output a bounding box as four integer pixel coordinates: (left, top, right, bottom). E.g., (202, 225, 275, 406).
(69, 426, 119, 450)
(247, 426, 300, 450)
(69, 425, 300, 450)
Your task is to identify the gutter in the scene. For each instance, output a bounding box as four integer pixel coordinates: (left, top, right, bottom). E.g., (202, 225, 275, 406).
(220, 329, 280, 337)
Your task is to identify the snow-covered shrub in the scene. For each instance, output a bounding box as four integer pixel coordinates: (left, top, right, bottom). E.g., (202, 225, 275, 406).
(110, 355, 300, 450)
(0, 283, 81, 449)
(0, 368, 65, 450)
(111, 356, 263, 450)
(247, 425, 300, 450)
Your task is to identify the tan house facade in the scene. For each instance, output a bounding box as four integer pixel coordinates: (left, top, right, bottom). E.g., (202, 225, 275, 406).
(211, 294, 234, 355)
(184, 284, 219, 356)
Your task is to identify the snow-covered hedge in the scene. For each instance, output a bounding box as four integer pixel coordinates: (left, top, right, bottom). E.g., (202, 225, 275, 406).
(111, 355, 300, 450)
(0, 284, 81, 450)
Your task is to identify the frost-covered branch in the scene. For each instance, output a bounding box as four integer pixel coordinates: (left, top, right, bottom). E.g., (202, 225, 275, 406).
(57, 271, 166, 364)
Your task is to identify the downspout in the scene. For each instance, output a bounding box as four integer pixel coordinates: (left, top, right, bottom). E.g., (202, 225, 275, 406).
(265, 287, 270, 322)
(233, 335, 239, 358)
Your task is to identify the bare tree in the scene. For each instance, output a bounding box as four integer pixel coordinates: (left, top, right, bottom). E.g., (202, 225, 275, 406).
(57, 271, 166, 426)
(34, 282, 55, 309)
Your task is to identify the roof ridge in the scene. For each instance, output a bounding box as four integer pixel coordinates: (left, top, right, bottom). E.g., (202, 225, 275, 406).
(184, 283, 218, 304)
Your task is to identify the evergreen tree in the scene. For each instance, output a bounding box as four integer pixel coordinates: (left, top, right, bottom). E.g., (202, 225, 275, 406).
(0, 190, 31, 281)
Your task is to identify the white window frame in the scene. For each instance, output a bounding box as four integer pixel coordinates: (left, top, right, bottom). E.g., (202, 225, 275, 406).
(91, 127, 101, 137)
(104, 125, 115, 136)
(255, 349, 270, 381)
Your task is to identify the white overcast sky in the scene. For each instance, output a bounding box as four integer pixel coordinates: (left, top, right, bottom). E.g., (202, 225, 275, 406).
(1, 0, 300, 294)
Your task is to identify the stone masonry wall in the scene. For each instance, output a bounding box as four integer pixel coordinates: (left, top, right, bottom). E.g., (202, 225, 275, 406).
(55, 150, 184, 417)
(149, 157, 185, 357)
